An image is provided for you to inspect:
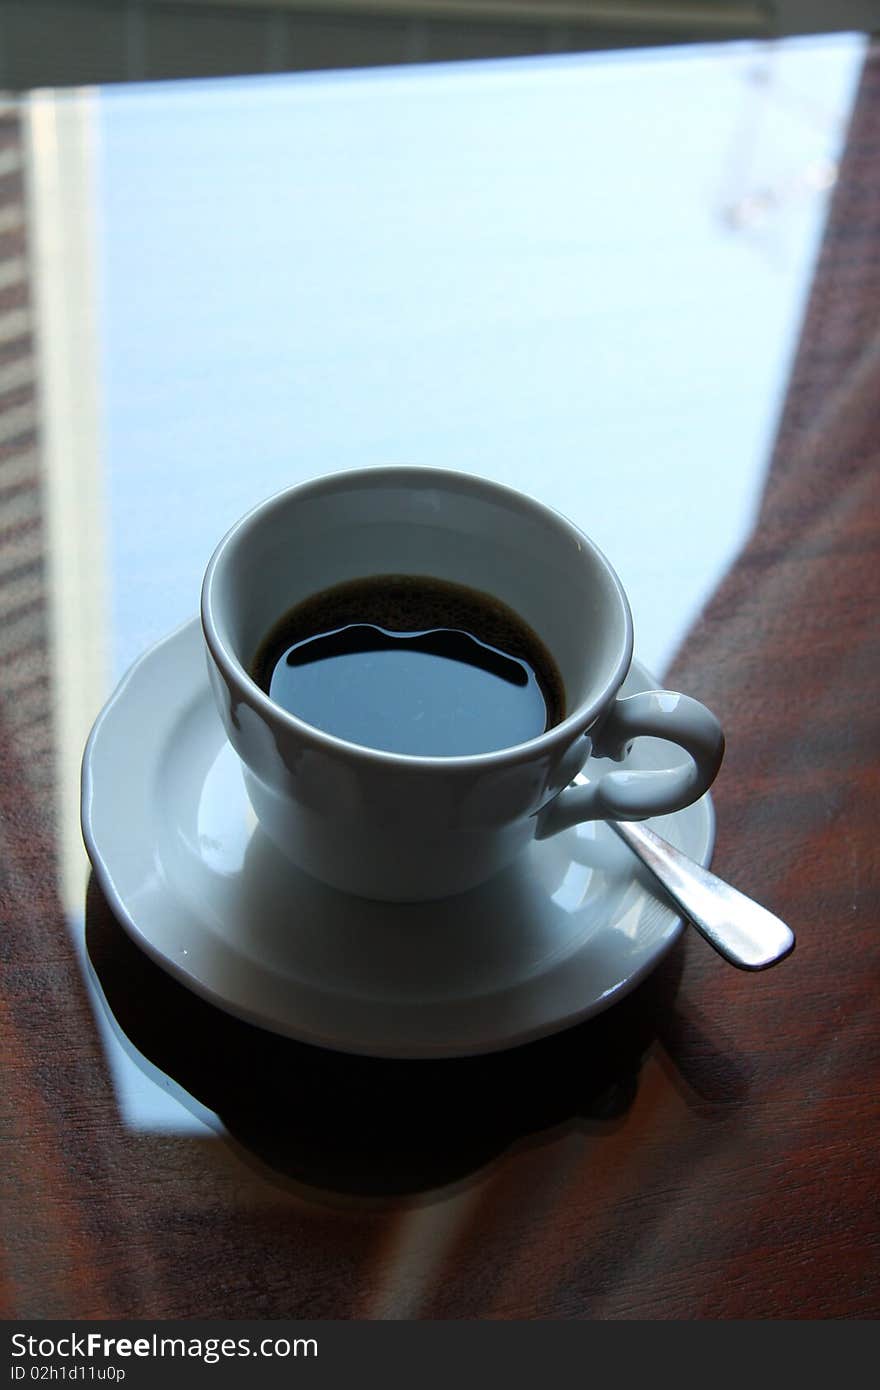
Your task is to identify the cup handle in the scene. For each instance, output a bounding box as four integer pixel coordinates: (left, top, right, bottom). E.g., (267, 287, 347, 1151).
(536, 691, 724, 837)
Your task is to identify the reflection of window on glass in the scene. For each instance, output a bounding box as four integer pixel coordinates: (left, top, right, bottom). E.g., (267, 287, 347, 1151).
(22, 89, 108, 918)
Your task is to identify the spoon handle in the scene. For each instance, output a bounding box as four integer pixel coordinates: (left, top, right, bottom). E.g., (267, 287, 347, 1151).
(609, 820, 795, 970)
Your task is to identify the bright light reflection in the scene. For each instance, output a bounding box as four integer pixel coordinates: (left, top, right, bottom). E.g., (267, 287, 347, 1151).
(196, 741, 256, 877)
(550, 857, 594, 913)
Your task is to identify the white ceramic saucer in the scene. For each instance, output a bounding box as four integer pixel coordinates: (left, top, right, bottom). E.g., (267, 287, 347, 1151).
(82, 620, 714, 1059)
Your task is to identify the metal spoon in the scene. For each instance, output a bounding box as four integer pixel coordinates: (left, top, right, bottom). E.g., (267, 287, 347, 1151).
(609, 819, 795, 970)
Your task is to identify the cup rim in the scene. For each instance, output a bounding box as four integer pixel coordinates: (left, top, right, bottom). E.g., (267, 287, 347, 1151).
(200, 465, 634, 772)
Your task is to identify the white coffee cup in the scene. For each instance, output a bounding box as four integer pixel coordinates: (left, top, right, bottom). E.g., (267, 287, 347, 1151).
(201, 467, 723, 901)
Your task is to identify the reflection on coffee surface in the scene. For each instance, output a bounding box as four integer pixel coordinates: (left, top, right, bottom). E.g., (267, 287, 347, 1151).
(250, 574, 565, 756)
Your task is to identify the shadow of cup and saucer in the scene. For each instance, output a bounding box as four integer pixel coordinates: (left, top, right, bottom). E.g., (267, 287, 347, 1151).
(84, 820, 706, 1203)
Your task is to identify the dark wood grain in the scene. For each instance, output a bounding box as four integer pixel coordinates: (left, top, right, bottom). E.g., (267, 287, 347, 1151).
(1, 49, 879, 1321)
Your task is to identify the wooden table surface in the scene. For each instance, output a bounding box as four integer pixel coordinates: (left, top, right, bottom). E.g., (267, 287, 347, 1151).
(1, 41, 878, 1321)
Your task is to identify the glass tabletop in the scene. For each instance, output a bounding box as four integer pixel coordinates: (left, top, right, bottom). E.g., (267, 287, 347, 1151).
(2, 29, 878, 1322)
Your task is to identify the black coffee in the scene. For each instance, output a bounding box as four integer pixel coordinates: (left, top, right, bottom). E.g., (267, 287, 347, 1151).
(250, 574, 565, 756)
